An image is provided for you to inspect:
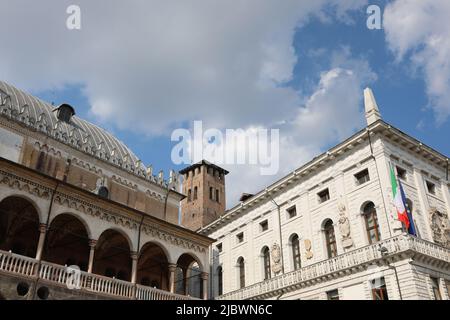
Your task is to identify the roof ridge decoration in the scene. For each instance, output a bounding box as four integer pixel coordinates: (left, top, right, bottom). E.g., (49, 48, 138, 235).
(0, 80, 178, 190)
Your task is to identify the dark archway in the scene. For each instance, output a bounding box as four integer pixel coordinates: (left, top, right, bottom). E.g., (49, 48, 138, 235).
(175, 253, 202, 298)
(0, 196, 40, 257)
(137, 242, 169, 290)
(43, 214, 90, 270)
(93, 229, 132, 281)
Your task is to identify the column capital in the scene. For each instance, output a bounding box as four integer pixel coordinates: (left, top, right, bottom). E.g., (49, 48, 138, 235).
(38, 223, 47, 233)
(168, 263, 178, 271)
(130, 251, 138, 260)
(89, 239, 97, 248)
(200, 272, 209, 280)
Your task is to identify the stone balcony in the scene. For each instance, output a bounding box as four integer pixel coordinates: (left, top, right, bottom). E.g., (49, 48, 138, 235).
(217, 234, 450, 300)
(0, 250, 199, 300)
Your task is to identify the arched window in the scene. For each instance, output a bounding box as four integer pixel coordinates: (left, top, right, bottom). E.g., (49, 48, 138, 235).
(262, 247, 271, 280)
(291, 235, 301, 270)
(324, 220, 337, 258)
(193, 187, 198, 200)
(363, 202, 381, 244)
(188, 189, 192, 202)
(237, 257, 245, 289)
(217, 266, 223, 296)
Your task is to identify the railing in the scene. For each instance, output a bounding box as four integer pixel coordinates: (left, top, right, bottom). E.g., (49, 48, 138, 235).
(136, 285, 200, 300)
(0, 251, 37, 276)
(0, 250, 196, 300)
(217, 234, 450, 300)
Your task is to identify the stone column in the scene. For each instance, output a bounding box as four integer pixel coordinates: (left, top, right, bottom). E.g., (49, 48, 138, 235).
(201, 272, 209, 300)
(168, 263, 177, 293)
(131, 252, 138, 284)
(87, 239, 97, 273)
(35, 224, 47, 260)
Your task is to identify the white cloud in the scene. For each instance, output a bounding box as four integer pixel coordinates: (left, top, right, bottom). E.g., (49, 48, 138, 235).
(0, 0, 374, 207)
(384, 0, 450, 124)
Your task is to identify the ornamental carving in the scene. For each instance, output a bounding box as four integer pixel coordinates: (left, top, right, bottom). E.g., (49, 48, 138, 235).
(0, 169, 206, 254)
(304, 239, 313, 259)
(338, 202, 353, 248)
(429, 207, 450, 248)
(271, 242, 282, 274)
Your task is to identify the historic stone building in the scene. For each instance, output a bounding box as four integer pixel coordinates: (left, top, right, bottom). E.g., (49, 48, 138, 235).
(180, 160, 228, 231)
(0, 80, 213, 300)
(200, 88, 450, 300)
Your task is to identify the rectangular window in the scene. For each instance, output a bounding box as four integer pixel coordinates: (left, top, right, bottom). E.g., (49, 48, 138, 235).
(216, 243, 222, 253)
(318, 188, 330, 204)
(287, 206, 297, 219)
(355, 169, 370, 185)
(396, 166, 407, 180)
(236, 232, 244, 244)
(210, 187, 214, 200)
(371, 277, 389, 300)
(260, 220, 268, 232)
(426, 180, 436, 195)
(216, 189, 220, 203)
(326, 289, 339, 300)
(431, 277, 442, 300)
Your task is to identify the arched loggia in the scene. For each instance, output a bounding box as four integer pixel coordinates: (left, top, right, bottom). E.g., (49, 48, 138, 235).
(43, 214, 90, 270)
(0, 196, 40, 257)
(93, 229, 132, 281)
(137, 242, 169, 290)
(175, 253, 203, 298)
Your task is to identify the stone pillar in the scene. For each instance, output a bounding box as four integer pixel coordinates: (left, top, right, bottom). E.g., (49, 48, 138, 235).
(201, 272, 209, 300)
(131, 252, 138, 284)
(87, 239, 97, 273)
(168, 263, 177, 293)
(35, 224, 47, 260)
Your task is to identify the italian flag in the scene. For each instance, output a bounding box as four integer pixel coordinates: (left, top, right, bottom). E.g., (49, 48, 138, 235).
(390, 166, 410, 229)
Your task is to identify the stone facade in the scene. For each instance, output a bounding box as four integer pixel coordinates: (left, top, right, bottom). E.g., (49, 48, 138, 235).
(201, 89, 450, 300)
(0, 81, 214, 300)
(180, 161, 228, 231)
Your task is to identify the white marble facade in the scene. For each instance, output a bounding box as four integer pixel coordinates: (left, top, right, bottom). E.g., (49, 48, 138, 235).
(202, 89, 450, 300)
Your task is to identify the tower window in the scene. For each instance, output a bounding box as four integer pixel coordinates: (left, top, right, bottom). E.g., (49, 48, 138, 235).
(355, 169, 370, 185)
(188, 189, 192, 202)
(210, 187, 214, 200)
(216, 189, 220, 203)
(193, 187, 198, 200)
(318, 189, 330, 204)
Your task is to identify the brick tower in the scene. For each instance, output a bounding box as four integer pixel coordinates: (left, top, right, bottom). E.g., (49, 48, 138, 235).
(180, 160, 228, 231)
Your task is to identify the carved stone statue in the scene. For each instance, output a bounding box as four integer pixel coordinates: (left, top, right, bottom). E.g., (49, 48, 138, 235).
(271, 243, 282, 274)
(429, 207, 450, 248)
(338, 202, 353, 249)
(304, 239, 313, 259)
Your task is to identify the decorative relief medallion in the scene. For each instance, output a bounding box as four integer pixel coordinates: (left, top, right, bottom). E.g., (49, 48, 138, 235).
(429, 207, 450, 248)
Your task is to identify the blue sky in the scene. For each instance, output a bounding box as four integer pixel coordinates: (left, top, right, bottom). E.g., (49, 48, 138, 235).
(1, 0, 449, 206)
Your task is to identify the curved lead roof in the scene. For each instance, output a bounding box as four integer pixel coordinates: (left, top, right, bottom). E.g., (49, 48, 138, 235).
(0, 80, 163, 184)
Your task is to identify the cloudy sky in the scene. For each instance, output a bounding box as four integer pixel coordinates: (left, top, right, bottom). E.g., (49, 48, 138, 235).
(1, 0, 449, 208)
